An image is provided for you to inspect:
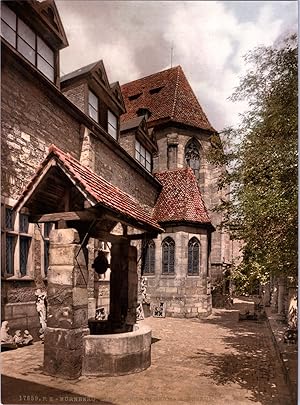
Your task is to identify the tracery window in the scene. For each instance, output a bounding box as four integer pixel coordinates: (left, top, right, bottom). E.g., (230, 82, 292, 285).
(185, 138, 200, 178)
(188, 237, 200, 275)
(162, 237, 175, 274)
(142, 240, 155, 275)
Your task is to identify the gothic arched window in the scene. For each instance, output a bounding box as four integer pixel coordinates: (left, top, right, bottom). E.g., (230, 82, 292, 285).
(162, 237, 175, 274)
(188, 237, 200, 275)
(185, 138, 200, 178)
(142, 240, 155, 274)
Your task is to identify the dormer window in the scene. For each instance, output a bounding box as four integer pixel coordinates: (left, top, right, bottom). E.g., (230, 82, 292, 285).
(149, 86, 164, 95)
(128, 92, 142, 101)
(1, 3, 55, 82)
(108, 110, 117, 140)
(137, 108, 151, 120)
(88, 89, 99, 122)
(135, 139, 152, 172)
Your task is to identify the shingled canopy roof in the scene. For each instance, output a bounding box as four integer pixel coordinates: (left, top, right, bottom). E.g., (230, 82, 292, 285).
(153, 168, 214, 229)
(121, 66, 215, 132)
(14, 145, 163, 233)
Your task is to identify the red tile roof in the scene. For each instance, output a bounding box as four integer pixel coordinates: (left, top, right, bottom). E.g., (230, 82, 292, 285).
(121, 66, 215, 132)
(153, 167, 212, 225)
(14, 145, 163, 233)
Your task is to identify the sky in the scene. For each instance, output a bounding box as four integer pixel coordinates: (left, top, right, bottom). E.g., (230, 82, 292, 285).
(56, 1, 297, 131)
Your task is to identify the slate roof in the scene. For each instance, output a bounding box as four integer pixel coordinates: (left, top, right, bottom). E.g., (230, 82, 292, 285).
(121, 66, 215, 132)
(14, 145, 163, 232)
(60, 61, 99, 82)
(120, 116, 145, 132)
(153, 168, 212, 226)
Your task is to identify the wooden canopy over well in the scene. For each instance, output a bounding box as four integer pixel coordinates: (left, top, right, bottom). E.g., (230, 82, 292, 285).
(14, 144, 163, 242)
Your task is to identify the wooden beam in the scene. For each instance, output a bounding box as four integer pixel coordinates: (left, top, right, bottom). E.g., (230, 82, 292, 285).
(29, 209, 103, 223)
(128, 232, 159, 241)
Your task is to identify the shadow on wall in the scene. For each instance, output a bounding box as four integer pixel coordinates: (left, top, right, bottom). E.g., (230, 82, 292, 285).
(1, 375, 116, 405)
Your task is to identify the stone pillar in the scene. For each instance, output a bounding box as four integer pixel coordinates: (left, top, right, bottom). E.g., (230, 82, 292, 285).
(126, 246, 138, 326)
(270, 278, 278, 313)
(262, 282, 271, 306)
(44, 229, 89, 379)
(277, 277, 286, 315)
(109, 240, 129, 330)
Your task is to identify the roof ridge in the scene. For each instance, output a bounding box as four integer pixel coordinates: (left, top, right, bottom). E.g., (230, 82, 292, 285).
(121, 65, 181, 87)
(171, 66, 180, 120)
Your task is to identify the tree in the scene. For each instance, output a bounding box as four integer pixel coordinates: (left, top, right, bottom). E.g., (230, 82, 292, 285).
(209, 34, 298, 292)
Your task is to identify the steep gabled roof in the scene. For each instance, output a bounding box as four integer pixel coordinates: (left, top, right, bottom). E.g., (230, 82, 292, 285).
(61, 60, 125, 113)
(14, 145, 163, 233)
(121, 66, 215, 132)
(153, 168, 212, 226)
(30, 0, 68, 48)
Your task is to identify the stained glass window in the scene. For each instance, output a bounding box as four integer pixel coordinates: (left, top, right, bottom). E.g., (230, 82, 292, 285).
(162, 237, 175, 274)
(142, 240, 155, 274)
(188, 237, 200, 275)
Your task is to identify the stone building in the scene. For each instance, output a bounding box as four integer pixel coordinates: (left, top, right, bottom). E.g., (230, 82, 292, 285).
(120, 67, 232, 314)
(1, 0, 232, 336)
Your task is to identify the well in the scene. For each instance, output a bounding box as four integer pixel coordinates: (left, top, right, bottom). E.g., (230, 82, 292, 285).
(82, 323, 151, 376)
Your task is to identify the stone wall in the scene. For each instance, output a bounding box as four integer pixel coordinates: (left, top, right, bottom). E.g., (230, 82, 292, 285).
(62, 81, 86, 113)
(144, 228, 211, 318)
(1, 59, 82, 200)
(1, 51, 161, 333)
(153, 126, 231, 269)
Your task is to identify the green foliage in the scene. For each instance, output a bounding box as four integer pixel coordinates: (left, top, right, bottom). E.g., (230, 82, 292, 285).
(209, 34, 298, 289)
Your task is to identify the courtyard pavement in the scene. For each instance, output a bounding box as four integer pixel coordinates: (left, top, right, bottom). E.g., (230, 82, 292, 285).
(1, 298, 294, 405)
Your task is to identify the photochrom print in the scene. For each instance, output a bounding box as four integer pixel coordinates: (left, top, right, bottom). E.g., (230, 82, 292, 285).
(1, 1, 297, 404)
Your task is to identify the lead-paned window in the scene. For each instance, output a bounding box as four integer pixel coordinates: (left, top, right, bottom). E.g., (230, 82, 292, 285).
(1, 4, 55, 82)
(20, 236, 30, 276)
(135, 139, 152, 172)
(19, 213, 29, 233)
(6, 235, 16, 275)
(142, 240, 155, 274)
(88, 89, 99, 122)
(188, 237, 200, 275)
(1, 203, 32, 277)
(162, 237, 175, 274)
(5, 208, 14, 230)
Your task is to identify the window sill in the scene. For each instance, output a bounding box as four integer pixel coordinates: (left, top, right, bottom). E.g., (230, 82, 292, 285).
(187, 274, 200, 277)
(2, 275, 34, 281)
(161, 274, 175, 278)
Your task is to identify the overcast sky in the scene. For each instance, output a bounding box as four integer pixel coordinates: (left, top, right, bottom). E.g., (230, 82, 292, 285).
(56, 1, 297, 131)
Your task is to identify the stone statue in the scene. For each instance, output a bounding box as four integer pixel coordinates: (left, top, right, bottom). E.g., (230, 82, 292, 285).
(141, 277, 148, 304)
(23, 330, 33, 345)
(1, 321, 14, 344)
(35, 289, 47, 340)
(136, 302, 144, 321)
(13, 330, 24, 346)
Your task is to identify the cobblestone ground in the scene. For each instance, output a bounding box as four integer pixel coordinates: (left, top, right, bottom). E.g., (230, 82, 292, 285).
(1, 299, 293, 405)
